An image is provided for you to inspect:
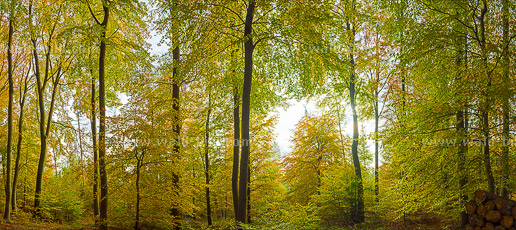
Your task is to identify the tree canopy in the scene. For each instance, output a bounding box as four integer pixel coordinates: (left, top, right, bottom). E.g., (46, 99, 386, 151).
(0, 0, 515, 229)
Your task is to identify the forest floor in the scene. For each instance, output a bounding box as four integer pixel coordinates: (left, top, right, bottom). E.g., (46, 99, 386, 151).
(0, 211, 96, 230)
(0, 211, 453, 229)
(352, 217, 455, 230)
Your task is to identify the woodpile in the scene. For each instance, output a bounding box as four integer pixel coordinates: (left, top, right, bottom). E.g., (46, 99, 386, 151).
(465, 190, 516, 230)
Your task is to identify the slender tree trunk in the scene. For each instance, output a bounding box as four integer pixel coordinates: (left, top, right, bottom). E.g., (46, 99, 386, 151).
(482, 108, 495, 194)
(398, 1, 407, 225)
(232, 86, 240, 219)
(478, 0, 495, 194)
(456, 32, 469, 229)
(500, 0, 510, 199)
(32, 35, 57, 218)
(237, 1, 256, 225)
(457, 108, 468, 228)
(23, 149, 28, 208)
(91, 76, 99, 222)
(13, 65, 30, 212)
(4, 17, 14, 222)
(374, 94, 379, 203)
(374, 27, 380, 204)
(32, 38, 46, 218)
(205, 102, 212, 226)
(399, 0, 406, 117)
(247, 160, 251, 224)
(98, 4, 110, 229)
(317, 154, 322, 196)
(171, 44, 181, 230)
(225, 193, 228, 220)
(347, 12, 364, 224)
(77, 111, 85, 187)
(134, 156, 141, 230)
(482, 109, 494, 194)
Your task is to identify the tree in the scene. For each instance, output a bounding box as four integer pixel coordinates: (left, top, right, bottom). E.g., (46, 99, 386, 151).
(90, 70, 99, 223)
(29, 0, 74, 216)
(87, 1, 109, 228)
(500, 0, 511, 199)
(12, 60, 32, 213)
(232, 83, 240, 219)
(346, 0, 364, 223)
(237, 1, 256, 225)
(283, 115, 345, 205)
(204, 95, 213, 226)
(4, 1, 15, 221)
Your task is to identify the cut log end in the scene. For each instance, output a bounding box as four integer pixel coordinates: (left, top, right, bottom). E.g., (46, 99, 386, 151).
(482, 222, 494, 230)
(486, 210, 502, 223)
(486, 200, 496, 210)
(467, 191, 516, 230)
(478, 205, 489, 218)
(467, 200, 479, 214)
(500, 216, 513, 228)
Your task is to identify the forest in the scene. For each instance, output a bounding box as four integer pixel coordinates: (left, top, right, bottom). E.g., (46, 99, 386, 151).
(0, 0, 515, 229)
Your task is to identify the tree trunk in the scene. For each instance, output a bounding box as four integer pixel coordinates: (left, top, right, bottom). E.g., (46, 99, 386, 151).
(91, 76, 99, 222)
(205, 103, 212, 226)
(32, 38, 46, 219)
(98, 4, 110, 229)
(4, 17, 14, 222)
(457, 108, 468, 227)
(482, 109, 495, 194)
(171, 44, 181, 230)
(374, 27, 380, 204)
(347, 15, 364, 224)
(237, 0, 255, 225)
(232, 86, 240, 219)
(77, 111, 85, 187)
(134, 155, 142, 230)
(478, 0, 495, 195)
(374, 99, 379, 202)
(32, 34, 59, 218)
(247, 160, 251, 224)
(456, 30, 469, 228)
(500, 0, 510, 199)
(12, 64, 30, 212)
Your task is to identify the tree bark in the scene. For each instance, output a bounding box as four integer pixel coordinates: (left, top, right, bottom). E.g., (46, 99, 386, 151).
(457, 108, 468, 227)
(205, 101, 212, 226)
(237, 0, 255, 225)
(500, 0, 510, 199)
(247, 159, 251, 224)
(4, 16, 14, 222)
(134, 152, 143, 230)
(91, 76, 99, 223)
(12, 63, 30, 212)
(171, 44, 181, 230)
(347, 10, 364, 223)
(32, 26, 60, 218)
(374, 26, 381, 204)
(374, 42, 380, 203)
(478, 0, 495, 195)
(77, 111, 85, 187)
(456, 30, 469, 228)
(97, 4, 110, 229)
(31, 31, 46, 219)
(232, 86, 240, 219)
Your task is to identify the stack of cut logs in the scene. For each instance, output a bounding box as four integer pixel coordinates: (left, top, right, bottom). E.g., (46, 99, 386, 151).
(465, 190, 516, 230)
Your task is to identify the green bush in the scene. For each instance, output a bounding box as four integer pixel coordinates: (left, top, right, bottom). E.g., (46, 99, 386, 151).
(40, 169, 84, 222)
